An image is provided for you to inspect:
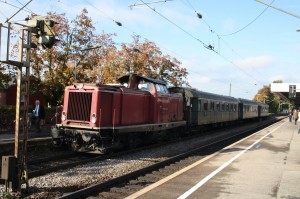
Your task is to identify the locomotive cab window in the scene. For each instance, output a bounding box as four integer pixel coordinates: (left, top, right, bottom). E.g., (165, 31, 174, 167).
(138, 80, 153, 92)
(155, 84, 169, 94)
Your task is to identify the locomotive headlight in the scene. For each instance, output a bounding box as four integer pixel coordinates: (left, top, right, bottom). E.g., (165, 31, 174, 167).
(91, 113, 97, 124)
(61, 111, 67, 121)
(79, 83, 84, 89)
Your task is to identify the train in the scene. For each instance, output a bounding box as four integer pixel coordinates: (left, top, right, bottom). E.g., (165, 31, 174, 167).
(51, 74, 269, 153)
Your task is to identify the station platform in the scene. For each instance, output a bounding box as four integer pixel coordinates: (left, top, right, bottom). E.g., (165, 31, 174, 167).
(126, 118, 300, 199)
(0, 128, 51, 143)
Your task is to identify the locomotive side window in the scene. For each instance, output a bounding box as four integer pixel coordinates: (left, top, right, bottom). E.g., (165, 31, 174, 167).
(155, 84, 169, 93)
(138, 80, 153, 92)
(221, 103, 225, 111)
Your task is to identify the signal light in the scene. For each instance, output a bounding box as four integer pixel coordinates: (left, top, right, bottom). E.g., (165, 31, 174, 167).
(26, 16, 59, 49)
(289, 85, 296, 99)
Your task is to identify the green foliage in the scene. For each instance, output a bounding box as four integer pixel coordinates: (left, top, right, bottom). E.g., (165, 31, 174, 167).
(0, 191, 13, 199)
(253, 82, 290, 113)
(0, 65, 13, 89)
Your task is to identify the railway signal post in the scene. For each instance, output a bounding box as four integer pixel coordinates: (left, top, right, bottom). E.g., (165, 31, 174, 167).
(0, 16, 58, 195)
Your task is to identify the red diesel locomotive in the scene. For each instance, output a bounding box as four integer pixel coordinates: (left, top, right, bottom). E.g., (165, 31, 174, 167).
(51, 74, 186, 152)
(51, 74, 269, 153)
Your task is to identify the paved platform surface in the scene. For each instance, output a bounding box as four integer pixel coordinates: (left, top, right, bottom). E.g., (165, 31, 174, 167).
(0, 126, 51, 143)
(126, 118, 300, 199)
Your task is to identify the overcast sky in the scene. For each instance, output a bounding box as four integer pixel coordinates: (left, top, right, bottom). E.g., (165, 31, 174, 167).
(1, 0, 299, 100)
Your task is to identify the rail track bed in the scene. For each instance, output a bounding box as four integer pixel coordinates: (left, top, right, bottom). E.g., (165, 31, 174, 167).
(0, 117, 283, 198)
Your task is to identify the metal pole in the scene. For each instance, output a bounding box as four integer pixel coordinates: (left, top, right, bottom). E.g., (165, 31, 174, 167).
(14, 29, 23, 159)
(13, 28, 24, 193)
(19, 27, 31, 192)
(74, 60, 77, 82)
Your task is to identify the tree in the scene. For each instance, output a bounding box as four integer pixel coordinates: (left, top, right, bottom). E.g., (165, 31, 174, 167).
(8, 9, 189, 106)
(253, 85, 280, 113)
(0, 66, 10, 89)
(28, 10, 116, 106)
(105, 35, 189, 86)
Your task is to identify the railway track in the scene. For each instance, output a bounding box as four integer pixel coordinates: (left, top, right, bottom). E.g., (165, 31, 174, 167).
(0, 116, 284, 198)
(59, 118, 282, 199)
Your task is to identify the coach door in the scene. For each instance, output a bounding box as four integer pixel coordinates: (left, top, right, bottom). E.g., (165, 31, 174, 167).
(202, 100, 208, 124)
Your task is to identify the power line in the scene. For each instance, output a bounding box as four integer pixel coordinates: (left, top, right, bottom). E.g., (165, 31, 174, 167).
(129, 0, 174, 9)
(5, 0, 33, 22)
(16, 0, 36, 15)
(179, 0, 265, 85)
(139, 0, 208, 47)
(83, 0, 124, 27)
(219, 0, 275, 36)
(139, 0, 262, 85)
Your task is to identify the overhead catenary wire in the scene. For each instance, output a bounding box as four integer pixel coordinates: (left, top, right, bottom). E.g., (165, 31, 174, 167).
(219, 0, 275, 36)
(0, 0, 262, 96)
(129, 0, 174, 9)
(77, 0, 264, 94)
(139, 0, 262, 86)
(5, 0, 33, 22)
(16, 0, 36, 15)
(0, 0, 34, 15)
(180, 0, 266, 86)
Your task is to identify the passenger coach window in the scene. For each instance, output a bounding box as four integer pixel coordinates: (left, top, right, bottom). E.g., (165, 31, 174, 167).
(203, 102, 208, 111)
(216, 103, 220, 111)
(210, 102, 214, 111)
(198, 100, 201, 111)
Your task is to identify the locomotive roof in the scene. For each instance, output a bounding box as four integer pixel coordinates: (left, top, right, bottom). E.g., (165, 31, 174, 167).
(117, 74, 167, 85)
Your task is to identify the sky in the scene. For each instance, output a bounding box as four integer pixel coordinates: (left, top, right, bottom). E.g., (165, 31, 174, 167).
(0, 0, 300, 100)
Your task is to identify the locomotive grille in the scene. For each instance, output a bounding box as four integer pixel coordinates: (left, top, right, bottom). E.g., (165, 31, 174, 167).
(67, 92, 92, 121)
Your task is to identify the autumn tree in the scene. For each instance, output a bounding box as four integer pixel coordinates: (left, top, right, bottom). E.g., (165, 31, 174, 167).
(0, 65, 12, 89)
(28, 9, 116, 106)
(253, 80, 290, 113)
(8, 9, 188, 106)
(102, 35, 189, 86)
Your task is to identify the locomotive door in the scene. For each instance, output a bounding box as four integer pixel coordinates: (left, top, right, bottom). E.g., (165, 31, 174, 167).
(155, 84, 170, 123)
